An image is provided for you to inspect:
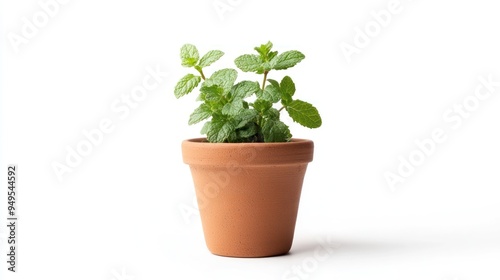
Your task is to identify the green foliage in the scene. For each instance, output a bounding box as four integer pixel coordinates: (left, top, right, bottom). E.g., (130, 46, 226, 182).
(286, 100, 322, 128)
(234, 54, 263, 73)
(174, 42, 322, 143)
(203, 69, 237, 93)
(174, 74, 201, 98)
(262, 119, 291, 142)
(180, 44, 199, 67)
(198, 50, 224, 68)
(271, 51, 305, 70)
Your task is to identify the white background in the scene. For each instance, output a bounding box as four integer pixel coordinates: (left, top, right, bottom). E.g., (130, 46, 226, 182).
(1, 0, 500, 279)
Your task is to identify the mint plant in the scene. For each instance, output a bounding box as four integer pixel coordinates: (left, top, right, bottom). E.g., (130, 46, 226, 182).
(174, 42, 322, 143)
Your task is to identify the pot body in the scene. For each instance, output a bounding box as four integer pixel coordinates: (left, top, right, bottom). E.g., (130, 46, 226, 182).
(182, 138, 314, 257)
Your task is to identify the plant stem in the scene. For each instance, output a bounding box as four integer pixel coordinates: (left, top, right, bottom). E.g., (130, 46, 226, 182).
(197, 68, 206, 80)
(278, 106, 285, 112)
(261, 71, 269, 91)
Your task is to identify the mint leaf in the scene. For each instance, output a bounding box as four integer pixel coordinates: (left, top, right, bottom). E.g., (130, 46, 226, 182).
(267, 79, 280, 90)
(174, 74, 201, 98)
(254, 41, 273, 59)
(234, 54, 262, 72)
(222, 99, 244, 116)
(235, 109, 257, 128)
(262, 119, 291, 142)
(268, 51, 278, 61)
(200, 121, 211, 134)
(280, 76, 295, 96)
(286, 99, 322, 128)
(203, 68, 237, 93)
(231, 81, 260, 100)
(189, 103, 212, 125)
(280, 76, 295, 105)
(198, 50, 224, 68)
(257, 84, 280, 103)
(180, 44, 199, 67)
(262, 107, 279, 120)
(271, 50, 305, 70)
(199, 85, 223, 101)
(252, 99, 272, 113)
(206, 116, 236, 143)
(237, 123, 257, 138)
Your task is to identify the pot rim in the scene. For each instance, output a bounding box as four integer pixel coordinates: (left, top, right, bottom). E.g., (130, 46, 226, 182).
(182, 138, 314, 166)
(183, 137, 313, 144)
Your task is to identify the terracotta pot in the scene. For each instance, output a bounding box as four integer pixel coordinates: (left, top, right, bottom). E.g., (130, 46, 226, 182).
(182, 138, 314, 257)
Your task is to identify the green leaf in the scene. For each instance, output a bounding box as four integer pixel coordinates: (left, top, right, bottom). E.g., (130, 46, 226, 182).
(254, 41, 273, 59)
(200, 121, 211, 134)
(234, 54, 263, 72)
(231, 81, 260, 100)
(199, 85, 225, 112)
(280, 76, 295, 105)
(262, 107, 279, 121)
(203, 68, 237, 93)
(222, 99, 244, 116)
(257, 84, 280, 103)
(198, 90, 221, 116)
(189, 103, 212, 125)
(268, 51, 278, 61)
(199, 85, 223, 101)
(235, 109, 257, 128)
(174, 74, 201, 98)
(180, 44, 199, 67)
(280, 76, 295, 96)
(198, 50, 224, 68)
(206, 117, 236, 143)
(237, 123, 257, 138)
(271, 50, 305, 70)
(262, 119, 291, 142)
(267, 79, 280, 90)
(286, 100, 322, 128)
(252, 99, 272, 113)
